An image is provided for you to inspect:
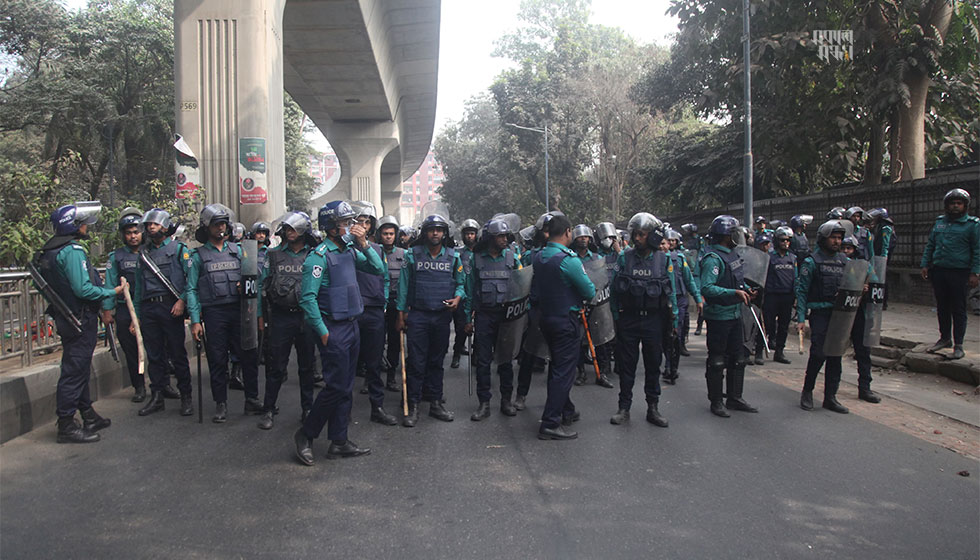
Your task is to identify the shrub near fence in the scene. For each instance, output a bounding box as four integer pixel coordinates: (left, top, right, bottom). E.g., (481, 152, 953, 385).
(664, 165, 980, 305)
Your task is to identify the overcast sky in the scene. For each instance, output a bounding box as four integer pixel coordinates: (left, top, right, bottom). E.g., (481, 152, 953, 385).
(63, 0, 678, 151)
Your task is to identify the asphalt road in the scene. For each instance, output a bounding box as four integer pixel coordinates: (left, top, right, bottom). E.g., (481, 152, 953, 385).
(2, 335, 978, 559)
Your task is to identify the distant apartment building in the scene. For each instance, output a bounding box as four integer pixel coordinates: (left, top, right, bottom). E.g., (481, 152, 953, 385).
(400, 150, 444, 224)
(308, 150, 341, 195)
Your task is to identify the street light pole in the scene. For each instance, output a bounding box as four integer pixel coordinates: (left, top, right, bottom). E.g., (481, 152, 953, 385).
(742, 0, 754, 227)
(506, 121, 550, 213)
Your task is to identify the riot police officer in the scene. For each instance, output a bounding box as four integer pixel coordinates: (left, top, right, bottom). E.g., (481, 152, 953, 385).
(395, 214, 466, 427)
(921, 189, 980, 360)
(571, 224, 614, 388)
(250, 222, 271, 267)
(464, 218, 522, 420)
(789, 214, 812, 261)
(452, 218, 480, 368)
(293, 201, 384, 466)
(765, 226, 797, 364)
(664, 228, 702, 380)
(131, 208, 194, 417)
(532, 214, 595, 440)
(377, 215, 406, 392)
(257, 212, 318, 430)
(594, 221, 621, 381)
(187, 204, 263, 422)
(845, 207, 873, 260)
(796, 220, 862, 413)
(869, 208, 895, 259)
(102, 208, 145, 404)
(351, 202, 397, 425)
(609, 214, 675, 426)
(36, 202, 122, 443)
(754, 216, 773, 237)
(699, 215, 758, 417)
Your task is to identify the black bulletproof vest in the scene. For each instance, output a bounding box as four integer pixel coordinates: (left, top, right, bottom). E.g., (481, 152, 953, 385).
(808, 250, 846, 304)
(474, 250, 514, 307)
(266, 246, 310, 309)
(613, 249, 672, 311)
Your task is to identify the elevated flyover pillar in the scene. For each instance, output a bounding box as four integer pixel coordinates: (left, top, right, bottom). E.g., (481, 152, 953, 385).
(174, 0, 287, 227)
(330, 123, 399, 213)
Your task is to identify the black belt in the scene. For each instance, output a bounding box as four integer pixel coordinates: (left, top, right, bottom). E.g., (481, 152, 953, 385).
(621, 309, 659, 317)
(143, 295, 176, 303)
(272, 305, 302, 314)
(324, 315, 358, 323)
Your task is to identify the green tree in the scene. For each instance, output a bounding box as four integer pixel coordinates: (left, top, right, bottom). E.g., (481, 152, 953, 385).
(283, 94, 316, 212)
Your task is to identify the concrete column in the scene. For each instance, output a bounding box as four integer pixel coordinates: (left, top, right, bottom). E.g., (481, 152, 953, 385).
(380, 173, 402, 217)
(174, 0, 286, 227)
(330, 122, 398, 213)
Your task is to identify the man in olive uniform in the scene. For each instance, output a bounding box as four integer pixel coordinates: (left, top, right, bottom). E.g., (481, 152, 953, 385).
(257, 212, 317, 430)
(533, 215, 596, 440)
(465, 218, 522, 420)
(293, 201, 385, 466)
(102, 208, 146, 404)
(921, 189, 980, 360)
(396, 214, 466, 427)
(131, 208, 194, 417)
(571, 224, 614, 388)
(664, 228, 702, 382)
(36, 203, 123, 443)
(377, 215, 405, 392)
(186, 204, 263, 422)
(765, 226, 797, 365)
(452, 218, 480, 368)
(845, 207, 873, 261)
(699, 215, 758, 417)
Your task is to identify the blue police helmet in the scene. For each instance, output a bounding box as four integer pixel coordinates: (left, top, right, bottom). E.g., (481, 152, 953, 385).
(318, 200, 356, 231)
(51, 201, 102, 236)
(484, 218, 510, 237)
(420, 214, 450, 233)
(709, 215, 740, 237)
(755, 233, 772, 247)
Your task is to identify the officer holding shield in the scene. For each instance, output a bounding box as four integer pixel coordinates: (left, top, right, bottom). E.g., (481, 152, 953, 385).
(293, 201, 384, 466)
(609, 214, 675, 427)
(186, 204, 263, 422)
(464, 218, 522, 420)
(699, 215, 758, 417)
(35, 202, 123, 443)
(571, 224, 614, 388)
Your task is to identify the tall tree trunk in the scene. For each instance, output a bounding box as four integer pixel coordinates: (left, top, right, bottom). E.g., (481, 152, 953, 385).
(863, 120, 884, 185)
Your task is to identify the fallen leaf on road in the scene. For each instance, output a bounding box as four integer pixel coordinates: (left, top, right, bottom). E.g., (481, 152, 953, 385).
(958, 471, 970, 477)
(934, 430, 943, 434)
(952, 390, 965, 396)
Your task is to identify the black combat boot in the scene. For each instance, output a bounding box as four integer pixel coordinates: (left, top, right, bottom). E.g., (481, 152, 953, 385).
(514, 395, 527, 411)
(646, 403, 668, 427)
(294, 428, 314, 466)
(56, 416, 100, 444)
(138, 391, 165, 416)
(180, 394, 194, 416)
(244, 397, 264, 415)
(678, 340, 691, 357)
(470, 401, 491, 421)
(753, 348, 765, 366)
(79, 407, 111, 432)
(370, 406, 398, 426)
(212, 402, 228, 423)
(161, 384, 180, 399)
(538, 425, 577, 440)
(822, 396, 849, 414)
(951, 345, 965, 360)
(450, 353, 461, 369)
(258, 410, 274, 430)
(774, 349, 791, 364)
(610, 409, 630, 425)
(429, 400, 455, 422)
(710, 400, 730, 418)
(500, 399, 517, 417)
(725, 368, 758, 413)
(800, 390, 814, 411)
(926, 338, 952, 353)
(326, 440, 371, 459)
(574, 365, 586, 386)
(132, 385, 147, 403)
(402, 404, 419, 427)
(858, 389, 881, 403)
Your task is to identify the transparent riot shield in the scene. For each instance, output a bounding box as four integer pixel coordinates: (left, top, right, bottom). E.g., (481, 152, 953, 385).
(862, 256, 887, 347)
(521, 308, 550, 360)
(582, 257, 616, 347)
(734, 246, 770, 289)
(823, 260, 869, 357)
(240, 239, 259, 351)
(494, 266, 533, 363)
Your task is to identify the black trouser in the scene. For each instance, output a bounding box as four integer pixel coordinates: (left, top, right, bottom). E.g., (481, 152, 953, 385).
(763, 292, 794, 352)
(357, 306, 387, 408)
(384, 302, 401, 376)
(616, 312, 665, 411)
(540, 312, 580, 430)
(473, 308, 515, 403)
(141, 298, 191, 394)
(263, 309, 316, 413)
(55, 309, 98, 418)
(803, 310, 841, 398)
(201, 303, 258, 403)
(113, 307, 142, 390)
(452, 305, 467, 356)
(850, 304, 873, 391)
(704, 317, 746, 403)
(930, 267, 970, 345)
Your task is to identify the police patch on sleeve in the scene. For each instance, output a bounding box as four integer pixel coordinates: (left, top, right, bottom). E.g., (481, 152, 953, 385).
(800, 266, 809, 277)
(312, 265, 323, 278)
(712, 266, 719, 276)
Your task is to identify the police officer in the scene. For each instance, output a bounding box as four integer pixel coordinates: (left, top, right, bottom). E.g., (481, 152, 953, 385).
(664, 228, 702, 380)
(397, 225, 415, 249)
(869, 208, 895, 309)
(609, 214, 676, 426)
(131, 208, 194, 417)
(293, 201, 384, 466)
(257, 212, 317, 430)
(351, 202, 398, 425)
(102, 208, 145, 404)
(921, 189, 980, 360)
(187, 204, 263, 422)
(464, 218, 522, 420)
(827, 207, 846, 220)
(796, 220, 866, 413)
(250, 222, 271, 268)
(845, 207, 873, 260)
(765, 226, 797, 365)
(699, 215, 759, 417)
(377, 215, 405, 392)
(595, 221, 622, 381)
(754, 216, 773, 237)
(533, 214, 595, 440)
(789, 215, 812, 261)
(749, 233, 773, 366)
(37, 202, 122, 443)
(452, 218, 480, 368)
(396, 214, 466, 427)
(570, 224, 614, 388)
